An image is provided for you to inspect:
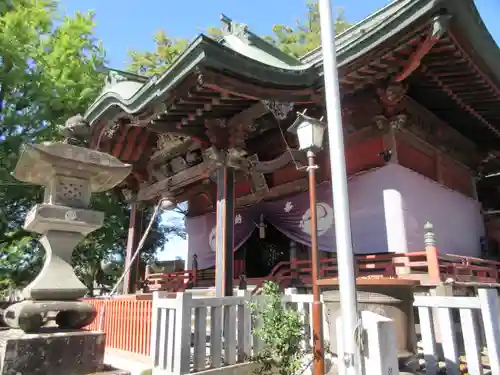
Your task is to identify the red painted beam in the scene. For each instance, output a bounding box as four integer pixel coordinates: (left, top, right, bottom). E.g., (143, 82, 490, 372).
(111, 126, 129, 159)
(395, 16, 449, 82)
(121, 127, 141, 161)
(131, 129, 150, 162)
(447, 31, 500, 101)
(424, 67, 500, 137)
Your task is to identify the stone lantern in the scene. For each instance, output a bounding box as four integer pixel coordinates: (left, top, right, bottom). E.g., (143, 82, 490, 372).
(2, 116, 131, 333)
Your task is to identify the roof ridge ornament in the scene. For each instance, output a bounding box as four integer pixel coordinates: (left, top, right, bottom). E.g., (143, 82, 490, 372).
(262, 100, 295, 121)
(104, 70, 129, 88)
(60, 114, 91, 147)
(220, 14, 250, 43)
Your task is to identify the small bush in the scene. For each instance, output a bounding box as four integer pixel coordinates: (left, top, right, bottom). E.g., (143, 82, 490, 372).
(248, 281, 305, 375)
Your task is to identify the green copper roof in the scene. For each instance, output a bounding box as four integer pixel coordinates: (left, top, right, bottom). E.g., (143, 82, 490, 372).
(85, 0, 500, 127)
(84, 17, 317, 126)
(301, 0, 500, 84)
(301, 0, 435, 65)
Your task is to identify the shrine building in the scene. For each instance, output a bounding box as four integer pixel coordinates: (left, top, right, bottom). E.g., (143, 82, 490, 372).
(83, 0, 500, 296)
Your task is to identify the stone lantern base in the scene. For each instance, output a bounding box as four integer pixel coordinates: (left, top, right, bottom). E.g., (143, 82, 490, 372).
(0, 328, 105, 375)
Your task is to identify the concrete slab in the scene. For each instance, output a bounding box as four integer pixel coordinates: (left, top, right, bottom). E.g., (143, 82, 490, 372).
(104, 348, 152, 375)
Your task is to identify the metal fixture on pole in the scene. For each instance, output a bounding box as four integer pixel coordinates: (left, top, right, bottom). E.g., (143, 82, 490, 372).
(318, 0, 362, 374)
(288, 110, 327, 375)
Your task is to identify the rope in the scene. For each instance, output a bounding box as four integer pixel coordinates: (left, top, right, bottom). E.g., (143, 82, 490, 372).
(97, 199, 165, 331)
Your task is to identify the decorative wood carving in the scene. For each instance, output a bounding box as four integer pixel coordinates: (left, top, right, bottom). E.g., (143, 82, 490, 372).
(261, 100, 295, 121)
(247, 154, 269, 194)
(227, 102, 268, 129)
(227, 103, 273, 151)
(147, 120, 209, 142)
(139, 160, 215, 201)
(341, 90, 386, 132)
(376, 81, 408, 116)
(236, 178, 308, 207)
(147, 134, 195, 183)
(138, 147, 223, 201)
(228, 123, 246, 151)
(251, 150, 306, 173)
(401, 97, 478, 166)
(204, 119, 229, 149)
(102, 120, 121, 140)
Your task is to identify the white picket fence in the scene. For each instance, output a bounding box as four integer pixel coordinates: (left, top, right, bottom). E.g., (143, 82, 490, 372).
(150, 289, 328, 375)
(414, 288, 500, 375)
(151, 287, 500, 375)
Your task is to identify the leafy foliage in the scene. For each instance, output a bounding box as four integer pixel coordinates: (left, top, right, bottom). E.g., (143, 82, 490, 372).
(1, 0, 351, 293)
(74, 199, 185, 296)
(269, 2, 351, 58)
(0, 0, 106, 291)
(0, 0, 184, 294)
(248, 281, 305, 375)
(127, 0, 352, 75)
(128, 29, 188, 76)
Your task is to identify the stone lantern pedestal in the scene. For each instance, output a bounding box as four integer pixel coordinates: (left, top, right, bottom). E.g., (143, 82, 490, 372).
(2, 142, 131, 331)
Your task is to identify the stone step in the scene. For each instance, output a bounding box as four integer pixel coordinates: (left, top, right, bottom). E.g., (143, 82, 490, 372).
(95, 369, 131, 375)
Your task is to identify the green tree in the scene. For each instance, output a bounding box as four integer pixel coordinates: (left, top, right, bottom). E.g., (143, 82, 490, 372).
(128, 29, 189, 77)
(73, 197, 185, 296)
(127, 0, 352, 76)
(0, 0, 106, 292)
(269, 3, 351, 58)
(0, 0, 182, 295)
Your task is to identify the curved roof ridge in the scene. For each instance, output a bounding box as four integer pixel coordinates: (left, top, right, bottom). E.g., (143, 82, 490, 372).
(84, 0, 500, 128)
(84, 33, 317, 125)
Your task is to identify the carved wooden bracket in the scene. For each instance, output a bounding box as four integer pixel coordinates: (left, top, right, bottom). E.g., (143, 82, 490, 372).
(247, 154, 269, 194)
(251, 150, 306, 173)
(139, 160, 217, 201)
(261, 100, 295, 121)
(217, 148, 307, 174)
(205, 119, 228, 149)
(138, 147, 222, 201)
(341, 90, 386, 132)
(236, 178, 308, 207)
(376, 82, 408, 117)
(227, 102, 269, 151)
(395, 15, 451, 82)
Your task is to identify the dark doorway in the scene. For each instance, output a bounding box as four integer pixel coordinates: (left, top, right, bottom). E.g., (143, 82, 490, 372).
(237, 222, 291, 278)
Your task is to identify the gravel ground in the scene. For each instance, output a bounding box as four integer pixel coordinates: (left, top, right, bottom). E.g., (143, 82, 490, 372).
(414, 341, 492, 375)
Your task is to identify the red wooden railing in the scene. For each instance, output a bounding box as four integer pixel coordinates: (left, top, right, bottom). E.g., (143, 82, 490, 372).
(85, 297, 152, 356)
(83, 250, 500, 356)
(251, 251, 430, 294)
(143, 251, 500, 293)
(144, 251, 433, 293)
(437, 254, 500, 283)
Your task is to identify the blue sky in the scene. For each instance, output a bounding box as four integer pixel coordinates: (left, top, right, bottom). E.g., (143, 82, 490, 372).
(58, 0, 500, 260)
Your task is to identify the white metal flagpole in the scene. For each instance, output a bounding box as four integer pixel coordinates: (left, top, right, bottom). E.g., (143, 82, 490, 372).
(317, 0, 362, 374)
